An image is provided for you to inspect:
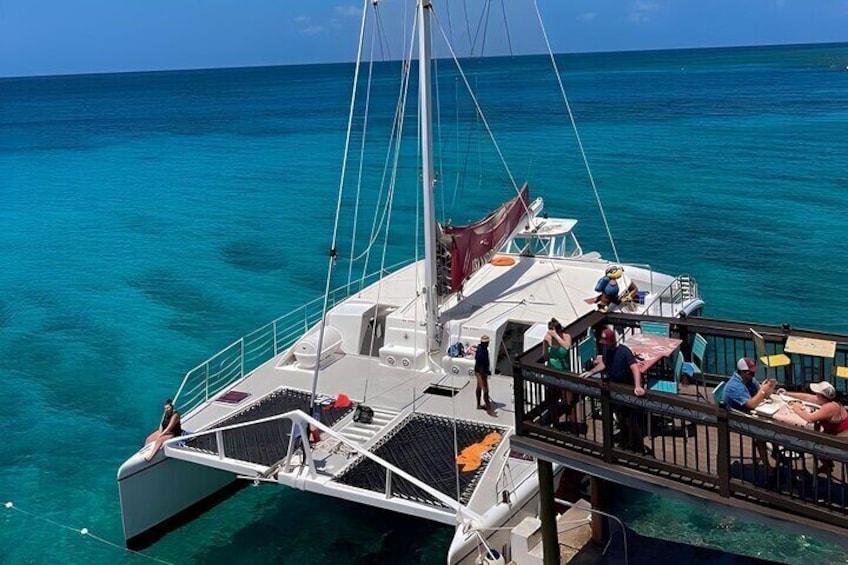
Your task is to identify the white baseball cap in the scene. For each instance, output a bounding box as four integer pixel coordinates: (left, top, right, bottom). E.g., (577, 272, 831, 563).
(736, 358, 756, 372)
(810, 381, 836, 400)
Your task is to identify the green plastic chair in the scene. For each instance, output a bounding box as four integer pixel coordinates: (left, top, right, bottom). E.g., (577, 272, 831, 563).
(682, 333, 708, 399)
(641, 321, 670, 336)
(712, 381, 727, 405)
(648, 350, 683, 394)
(682, 334, 707, 374)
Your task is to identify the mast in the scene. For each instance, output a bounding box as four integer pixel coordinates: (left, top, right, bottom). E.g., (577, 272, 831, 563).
(418, 0, 439, 352)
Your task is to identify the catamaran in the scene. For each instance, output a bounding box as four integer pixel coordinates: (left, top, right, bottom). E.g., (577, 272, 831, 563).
(118, 1, 703, 562)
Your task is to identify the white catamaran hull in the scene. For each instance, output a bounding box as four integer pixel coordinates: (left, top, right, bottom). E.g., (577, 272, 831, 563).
(117, 452, 236, 546)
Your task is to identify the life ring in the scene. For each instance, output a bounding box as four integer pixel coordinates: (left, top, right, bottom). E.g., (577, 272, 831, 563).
(490, 256, 516, 267)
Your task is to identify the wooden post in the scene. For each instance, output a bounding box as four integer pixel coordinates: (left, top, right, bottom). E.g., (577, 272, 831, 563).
(590, 476, 606, 545)
(717, 406, 731, 498)
(514, 366, 525, 436)
(678, 323, 690, 382)
(537, 459, 561, 565)
(600, 382, 614, 463)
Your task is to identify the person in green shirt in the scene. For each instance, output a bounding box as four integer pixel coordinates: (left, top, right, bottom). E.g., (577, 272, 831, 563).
(544, 318, 577, 429)
(544, 318, 572, 369)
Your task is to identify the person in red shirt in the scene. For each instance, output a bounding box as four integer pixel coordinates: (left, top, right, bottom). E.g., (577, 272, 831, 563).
(780, 381, 848, 474)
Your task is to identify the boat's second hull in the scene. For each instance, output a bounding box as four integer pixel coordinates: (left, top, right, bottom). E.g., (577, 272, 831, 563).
(118, 452, 236, 548)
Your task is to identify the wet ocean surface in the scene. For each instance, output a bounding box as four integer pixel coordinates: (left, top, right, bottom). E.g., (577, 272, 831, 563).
(1, 43, 847, 563)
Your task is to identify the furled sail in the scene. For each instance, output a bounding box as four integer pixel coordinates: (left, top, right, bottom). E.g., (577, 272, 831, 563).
(436, 184, 530, 295)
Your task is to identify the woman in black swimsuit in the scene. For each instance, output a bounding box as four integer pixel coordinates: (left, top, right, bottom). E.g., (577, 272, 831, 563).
(144, 399, 182, 462)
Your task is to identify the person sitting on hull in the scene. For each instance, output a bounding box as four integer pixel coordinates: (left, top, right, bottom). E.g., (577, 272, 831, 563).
(144, 399, 182, 462)
(594, 265, 638, 311)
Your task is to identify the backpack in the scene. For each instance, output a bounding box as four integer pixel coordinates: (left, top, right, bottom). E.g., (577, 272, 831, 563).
(353, 404, 374, 425)
(448, 342, 465, 358)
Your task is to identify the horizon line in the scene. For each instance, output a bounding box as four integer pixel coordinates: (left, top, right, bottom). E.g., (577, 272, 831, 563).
(2, 40, 844, 81)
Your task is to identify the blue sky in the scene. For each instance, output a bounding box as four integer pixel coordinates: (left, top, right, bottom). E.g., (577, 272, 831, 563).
(1, 0, 846, 77)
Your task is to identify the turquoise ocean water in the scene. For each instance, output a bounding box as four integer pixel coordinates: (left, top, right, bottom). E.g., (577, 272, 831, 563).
(2, 43, 847, 564)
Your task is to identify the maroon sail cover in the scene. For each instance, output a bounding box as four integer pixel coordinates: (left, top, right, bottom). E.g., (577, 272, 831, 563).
(437, 184, 530, 295)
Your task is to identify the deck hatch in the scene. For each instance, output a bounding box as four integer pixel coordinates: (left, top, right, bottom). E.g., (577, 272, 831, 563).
(423, 385, 461, 397)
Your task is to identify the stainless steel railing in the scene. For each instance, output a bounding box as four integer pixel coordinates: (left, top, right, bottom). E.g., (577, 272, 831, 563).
(172, 259, 414, 414)
(641, 273, 700, 317)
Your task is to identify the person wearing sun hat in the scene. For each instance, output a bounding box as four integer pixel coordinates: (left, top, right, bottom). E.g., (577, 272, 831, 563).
(723, 357, 776, 413)
(780, 381, 848, 436)
(780, 380, 848, 474)
(593, 265, 639, 311)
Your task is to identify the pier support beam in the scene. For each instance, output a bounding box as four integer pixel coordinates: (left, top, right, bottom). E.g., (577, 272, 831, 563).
(590, 476, 606, 545)
(537, 459, 561, 565)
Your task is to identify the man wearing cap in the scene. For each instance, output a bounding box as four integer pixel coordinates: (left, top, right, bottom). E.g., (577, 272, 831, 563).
(723, 357, 776, 413)
(580, 329, 646, 396)
(580, 328, 647, 452)
(475, 335, 494, 414)
(724, 357, 784, 478)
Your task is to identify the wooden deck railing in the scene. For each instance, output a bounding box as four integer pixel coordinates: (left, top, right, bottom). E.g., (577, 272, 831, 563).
(514, 312, 848, 532)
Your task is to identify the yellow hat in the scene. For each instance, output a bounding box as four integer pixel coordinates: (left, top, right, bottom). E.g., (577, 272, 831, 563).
(605, 265, 624, 280)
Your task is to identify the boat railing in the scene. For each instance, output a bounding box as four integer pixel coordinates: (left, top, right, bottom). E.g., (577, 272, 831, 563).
(172, 259, 414, 414)
(624, 262, 655, 296)
(640, 273, 700, 317)
(162, 408, 484, 524)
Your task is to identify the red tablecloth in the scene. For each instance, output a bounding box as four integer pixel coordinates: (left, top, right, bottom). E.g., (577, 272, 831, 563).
(624, 334, 682, 372)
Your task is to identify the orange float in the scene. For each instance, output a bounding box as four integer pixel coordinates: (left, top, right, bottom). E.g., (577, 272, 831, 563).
(490, 256, 516, 267)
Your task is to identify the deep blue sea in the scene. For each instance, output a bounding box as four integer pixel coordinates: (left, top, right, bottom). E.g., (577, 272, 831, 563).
(2, 43, 847, 564)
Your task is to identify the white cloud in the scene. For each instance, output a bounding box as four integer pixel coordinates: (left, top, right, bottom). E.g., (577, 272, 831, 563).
(577, 12, 597, 22)
(629, 1, 660, 24)
(334, 5, 361, 18)
(295, 15, 326, 35)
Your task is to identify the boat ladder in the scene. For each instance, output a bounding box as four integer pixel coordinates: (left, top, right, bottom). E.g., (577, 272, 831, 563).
(337, 407, 400, 446)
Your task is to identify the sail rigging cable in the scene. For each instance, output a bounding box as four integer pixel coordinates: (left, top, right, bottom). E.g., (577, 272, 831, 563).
(532, 0, 620, 264)
(499, 0, 513, 56)
(362, 10, 417, 400)
(431, 8, 534, 221)
(347, 19, 377, 293)
(373, 2, 392, 61)
(357, 10, 418, 290)
(309, 0, 370, 410)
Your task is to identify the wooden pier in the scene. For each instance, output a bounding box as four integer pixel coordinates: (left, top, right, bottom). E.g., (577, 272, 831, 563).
(512, 311, 848, 564)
